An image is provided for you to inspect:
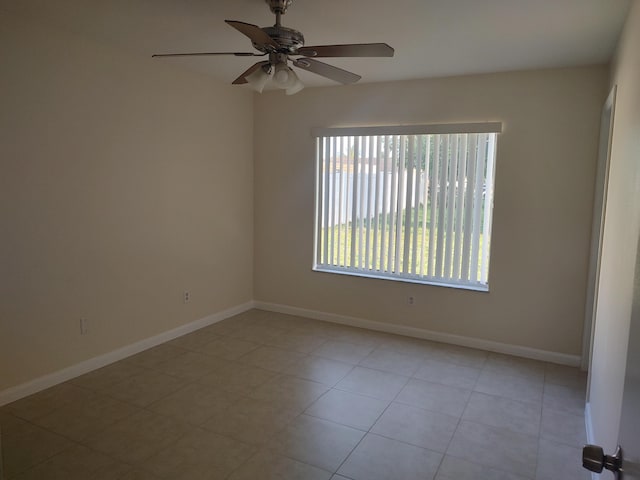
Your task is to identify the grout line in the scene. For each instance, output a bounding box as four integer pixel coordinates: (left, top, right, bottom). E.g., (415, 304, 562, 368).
(0, 412, 81, 478)
(432, 367, 479, 479)
(330, 371, 412, 476)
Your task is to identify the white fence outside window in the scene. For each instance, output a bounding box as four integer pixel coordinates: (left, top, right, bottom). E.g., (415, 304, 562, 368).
(313, 123, 501, 290)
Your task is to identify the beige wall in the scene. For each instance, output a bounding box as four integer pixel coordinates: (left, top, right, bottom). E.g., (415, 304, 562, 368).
(254, 66, 607, 356)
(588, 1, 640, 451)
(0, 12, 254, 391)
(0, 8, 613, 394)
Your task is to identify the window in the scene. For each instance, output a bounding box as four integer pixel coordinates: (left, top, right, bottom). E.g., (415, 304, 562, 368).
(313, 123, 500, 291)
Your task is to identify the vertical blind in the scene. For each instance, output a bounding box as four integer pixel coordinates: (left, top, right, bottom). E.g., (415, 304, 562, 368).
(313, 123, 500, 290)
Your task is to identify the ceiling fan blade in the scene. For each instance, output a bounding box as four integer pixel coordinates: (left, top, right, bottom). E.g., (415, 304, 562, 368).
(225, 20, 279, 50)
(152, 52, 266, 58)
(297, 43, 394, 58)
(293, 58, 361, 84)
(232, 60, 270, 85)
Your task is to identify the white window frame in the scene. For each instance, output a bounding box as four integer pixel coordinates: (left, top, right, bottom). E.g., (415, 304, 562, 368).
(312, 122, 501, 291)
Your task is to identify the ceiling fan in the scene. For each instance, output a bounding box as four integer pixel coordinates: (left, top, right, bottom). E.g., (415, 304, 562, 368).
(152, 0, 394, 95)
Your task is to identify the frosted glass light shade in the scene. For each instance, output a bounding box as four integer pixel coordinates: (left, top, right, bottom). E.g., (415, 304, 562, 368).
(286, 71, 304, 95)
(245, 62, 304, 95)
(246, 66, 271, 93)
(273, 63, 297, 89)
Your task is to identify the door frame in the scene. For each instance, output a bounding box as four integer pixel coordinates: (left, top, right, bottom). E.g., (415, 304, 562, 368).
(582, 85, 617, 374)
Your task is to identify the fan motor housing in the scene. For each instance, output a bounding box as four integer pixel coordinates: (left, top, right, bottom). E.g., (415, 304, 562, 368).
(257, 26, 304, 53)
(265, 0, 293, 14)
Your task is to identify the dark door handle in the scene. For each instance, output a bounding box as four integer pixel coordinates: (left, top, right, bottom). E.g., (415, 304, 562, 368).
(583, 444, 623, 477)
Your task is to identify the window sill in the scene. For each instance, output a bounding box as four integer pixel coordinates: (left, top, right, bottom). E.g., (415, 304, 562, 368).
(313, 266, 490, 292)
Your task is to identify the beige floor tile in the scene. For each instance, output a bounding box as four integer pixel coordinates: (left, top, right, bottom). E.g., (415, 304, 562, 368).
(268, 414, 365, 471)
(428, 343, 488, 368)
(396, 378, 471, 417)
(195, 337, 261, 360)
(266, 330, 329, 353)
(8, 444, 131, 480)
(148, 383, 239, 425)
(544, 364, 587, 390)
(333, 327, 388, 347)
(536, 439, 590, 480)
(542, 383, 585, 417)
(4, 383, 95, 421)
(197, 360, 278, 395)
(338, 433, 442, 480)
(371, 402, 458, 453)
(258, 312, 307, 330)
(414, 360, 481, 389)
(359, 347, 422, 376)
(540, 407, 587, 447)
(30, 392, 140, 442)
(100, 369, 187, 407)
(227, 450, 333, 480)
(290, 320, 346, 338)
(238, 345, 307, 372)
(117, 469, 163, 480)
(484, 353, 546, 382)
(435, 455, 531, 480)
(202, 396, 296, 445)
(141, 428, 256, 480)
(447, 421, 538, 477)
(152, 350, 226, 380)
(230, 324, 289, 344)
(335, 366, 409, 401)
(379, 335, 437, 358)
(474, 370, 544, 404)
(249, 374, 328, 412)
(0, 412, 74, 478)
(313, 340, 375, 364)
(124, 344, 189, 370)
(84, 409, 191, 465)
(2, 312, 592, 480)
(462, 392, 541, 437)
(285, 355, 354, 386)
(305, 389, 388, 430)
(70, 362, 148, 392)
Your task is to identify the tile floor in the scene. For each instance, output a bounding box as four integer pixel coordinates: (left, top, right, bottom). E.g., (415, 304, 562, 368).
(0, 309, 590, 479)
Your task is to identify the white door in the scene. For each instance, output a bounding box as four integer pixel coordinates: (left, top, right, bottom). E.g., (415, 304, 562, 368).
(582, 171, 640, 480)
(616, 241, 640, 477)
(583, 80, 640, 478)
(585, 236, 640, 478)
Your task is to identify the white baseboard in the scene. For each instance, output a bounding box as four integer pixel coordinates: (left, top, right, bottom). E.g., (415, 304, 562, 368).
(0, 299, 582, 407)
(0, 301, 255, 407)
(254, 301, 582, 367)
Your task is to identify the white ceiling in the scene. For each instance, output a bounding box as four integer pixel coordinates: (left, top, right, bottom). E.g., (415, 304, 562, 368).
(1, 0, 631, 88)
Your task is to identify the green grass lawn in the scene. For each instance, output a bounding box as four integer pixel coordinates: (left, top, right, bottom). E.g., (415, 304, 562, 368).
(319, 206, 486, 280)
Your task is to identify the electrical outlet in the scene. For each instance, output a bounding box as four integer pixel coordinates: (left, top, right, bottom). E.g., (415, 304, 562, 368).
(183, 291, 191, 304)
(80, 318, 88, 335)
(408, 296, 415, 305)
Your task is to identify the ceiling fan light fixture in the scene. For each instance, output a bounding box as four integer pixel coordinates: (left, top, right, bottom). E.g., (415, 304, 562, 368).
(245, 64, 272, 93)
(272, 63, 296, 88)
(285, 73, 304, 95)
(272, 63, 303, 95)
